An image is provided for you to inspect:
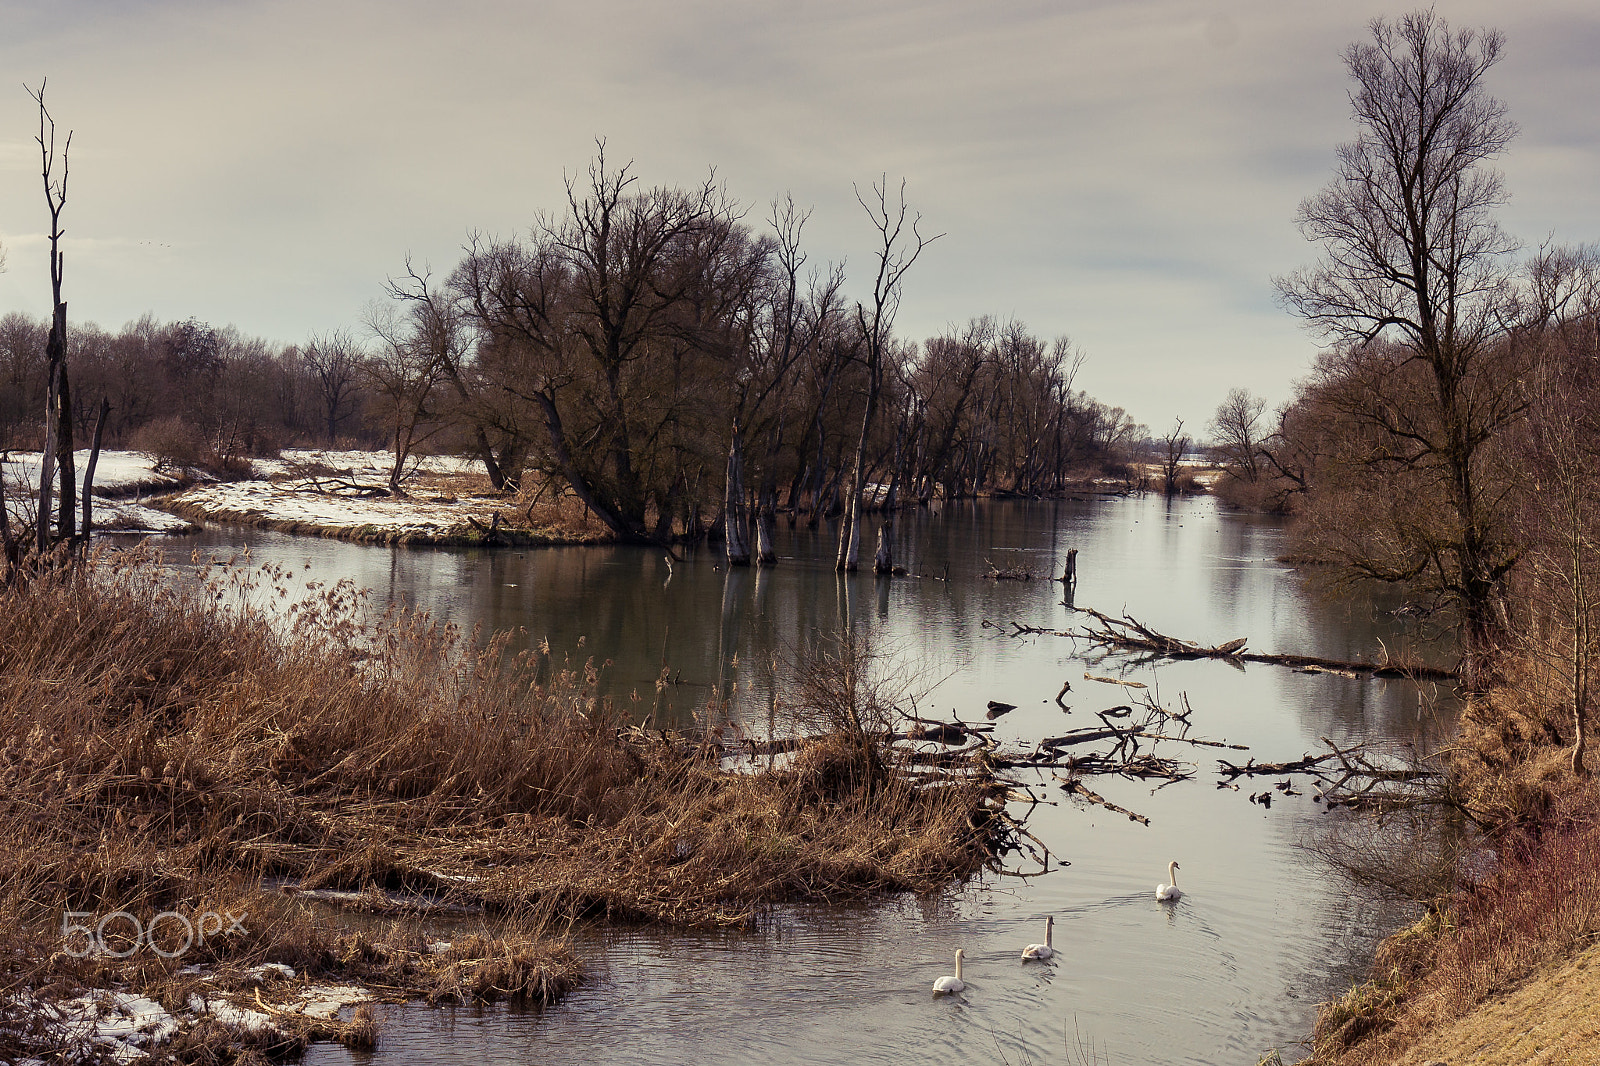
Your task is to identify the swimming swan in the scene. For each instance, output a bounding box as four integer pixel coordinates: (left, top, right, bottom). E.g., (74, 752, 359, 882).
(932, 948, 966, 994)
(1021, 916, 1054, 960)
(1156, 860, 1182, 902)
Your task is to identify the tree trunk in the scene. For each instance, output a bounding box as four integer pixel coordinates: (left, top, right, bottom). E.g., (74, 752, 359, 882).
(530, 387, 648, 542)
(724, 423, 750, 566)
(36, 305, 65, 552)
(54, 358, 76, 544)
(755, 486, 777, 566)
(873, 416, 904, 574)
(838, 360, 880, 572)
(79, 397, 109, 548)
(0, 453, 17, 577)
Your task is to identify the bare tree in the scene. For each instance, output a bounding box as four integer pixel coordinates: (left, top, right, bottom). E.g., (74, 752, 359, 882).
(1159, 419, 1188, 497)
(30, 80, 75, 551)
(1275, 10, 1522, 689)
(302, 330, 364, 444)
(838, 176, 938, 573)
(456, 144, 763, 543)
(1209, 387, 1267, 483)
(366, 268, 460, 498)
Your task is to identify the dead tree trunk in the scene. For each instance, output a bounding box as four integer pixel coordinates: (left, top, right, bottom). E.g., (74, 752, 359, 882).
(725, 422, 751, 566)
(79, 396, 109, 547)
(0, 452, 18, 578)
(36, 332, 59, 552)
(53, 357, 75, 544)
(31, 83, 71, 554)
(874, 411, 905, 574)
(755, 484, 777, 565)
(839, 175, 937, 570)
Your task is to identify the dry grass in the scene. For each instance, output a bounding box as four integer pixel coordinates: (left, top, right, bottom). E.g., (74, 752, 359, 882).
(0, 547, 997, 1058)
(1306, 647, 1600, 1065)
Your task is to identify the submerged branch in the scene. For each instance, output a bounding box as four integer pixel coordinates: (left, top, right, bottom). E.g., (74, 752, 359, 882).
(1011, 604, 1459, 680)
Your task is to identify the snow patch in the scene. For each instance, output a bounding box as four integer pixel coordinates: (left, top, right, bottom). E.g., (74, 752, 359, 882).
(187, 992, 277, 1035)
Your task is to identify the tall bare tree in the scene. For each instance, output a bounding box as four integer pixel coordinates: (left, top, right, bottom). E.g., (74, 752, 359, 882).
(302, 330, 363, 444)
(1209, 387, 1267, 483)
(366, 267, 461, 498)
(838, 177, 937, 573)
(1159, 419, 1188, 497)
(1275, 10, 1522, 688)
(31, 80, 74, 551)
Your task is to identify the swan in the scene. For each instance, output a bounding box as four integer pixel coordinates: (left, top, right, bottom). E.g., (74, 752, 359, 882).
(932, 948, 966, 994)
(1156, 860, 1183, 902)
(1021, 916, 1054, 961)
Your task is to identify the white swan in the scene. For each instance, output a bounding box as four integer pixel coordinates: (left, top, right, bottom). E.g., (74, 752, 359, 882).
(1021, 916, 1054, 960)
(1156, 860, 1183, 901)
(932, 948, 966, 994)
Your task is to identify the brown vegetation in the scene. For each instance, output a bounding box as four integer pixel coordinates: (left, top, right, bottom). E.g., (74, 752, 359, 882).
(0, 547, 1000, 1059)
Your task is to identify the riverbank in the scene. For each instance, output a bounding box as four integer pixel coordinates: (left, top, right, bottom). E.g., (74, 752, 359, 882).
(159, 450, 612, 546)
(0, 548, 1003, 1061)
(1, 449, 198, 534)
(1301, 673, 1600, 1065)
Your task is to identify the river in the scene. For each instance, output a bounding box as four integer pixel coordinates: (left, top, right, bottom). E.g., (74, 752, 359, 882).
(180, 492, 1445, 1065)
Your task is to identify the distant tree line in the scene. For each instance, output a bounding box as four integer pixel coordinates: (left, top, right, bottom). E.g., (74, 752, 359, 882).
(3, 150, 1142, 565)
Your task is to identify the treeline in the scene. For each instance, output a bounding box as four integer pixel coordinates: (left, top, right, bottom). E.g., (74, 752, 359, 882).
(0, 312, 351, 470)
(3, 154, 1141, 558)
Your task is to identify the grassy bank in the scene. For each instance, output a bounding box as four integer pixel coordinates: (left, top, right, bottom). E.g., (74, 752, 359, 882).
(0, 549, 1000, 1061)
(1303, 666, 1600, 1066)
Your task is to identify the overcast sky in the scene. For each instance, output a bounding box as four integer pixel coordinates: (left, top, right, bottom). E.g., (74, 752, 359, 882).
(2, 0, 1597, 437)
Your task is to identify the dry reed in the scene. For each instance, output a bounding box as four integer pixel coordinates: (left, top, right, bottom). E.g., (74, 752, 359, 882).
(1306, 645, 1600, 1065)
(0, 546, 997, 1059)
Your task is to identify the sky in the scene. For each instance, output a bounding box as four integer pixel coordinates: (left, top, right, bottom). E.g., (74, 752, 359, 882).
(1, 0, 1598, 438)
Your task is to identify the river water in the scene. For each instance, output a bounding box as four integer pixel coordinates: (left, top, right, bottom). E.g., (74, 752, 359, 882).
(183, 493, 1446, 1065)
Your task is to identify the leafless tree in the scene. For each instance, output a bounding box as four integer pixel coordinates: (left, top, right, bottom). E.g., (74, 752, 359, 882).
(366, 268, 461, 497)
(1209, 387, 1267, 483)
(30, 80, 75, 551)
(456, 144, 763, 543)
(301, 330, 364, 444)
(1274, 10, 1522, 689)
(1159, 419, 1188, 497)
(838, 176, 938, 573)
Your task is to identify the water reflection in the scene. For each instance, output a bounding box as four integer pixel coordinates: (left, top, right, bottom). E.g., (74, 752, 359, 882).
(181, 495, 1446, 1065)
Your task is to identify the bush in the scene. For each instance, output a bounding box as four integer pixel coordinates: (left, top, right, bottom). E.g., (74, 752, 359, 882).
(129, 416, 256, 479)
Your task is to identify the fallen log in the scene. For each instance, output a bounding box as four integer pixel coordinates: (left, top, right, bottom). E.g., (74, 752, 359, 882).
(1084, 673, 1147, 689)
(1056, 776, 1150, 825)
(986, 700, 1017, 719)
(1059, 605, 1458, 680)
(1040, 727, 1247, 751)
(1218, 753, 1338, 778)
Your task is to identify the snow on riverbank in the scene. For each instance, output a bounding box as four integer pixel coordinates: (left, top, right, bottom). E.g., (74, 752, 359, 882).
(6, 976, 377, 1062)
(3, 449, 182, 498)
(164, 479, 492, 542)
(163, 449, 605, 546)
(1, 450, 197, 534)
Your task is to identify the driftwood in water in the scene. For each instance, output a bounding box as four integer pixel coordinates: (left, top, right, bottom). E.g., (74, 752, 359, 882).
(905, 722, 969, 745)
(1058, 547, 1078, 584)
(1057, 605, 1459, 680)
(1038, 728, 1245, 752)
(1055, 776, 1150, 825)
(1075, 606, 1249, 658)
(983, 559, 1036, 581)
(986, 700, 1016, 719)
(1218, 752, 1338, 778)
(1084, 672, 1147, 689)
